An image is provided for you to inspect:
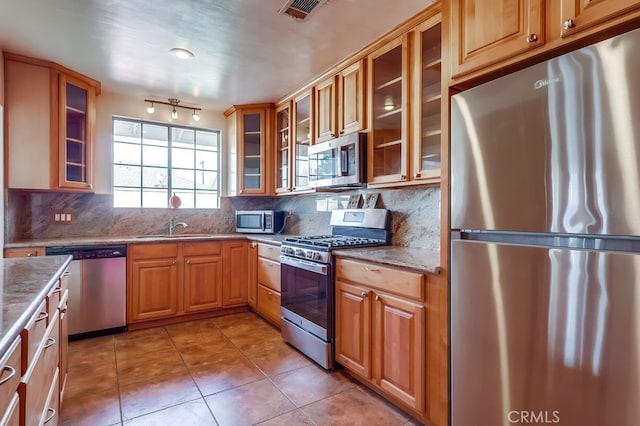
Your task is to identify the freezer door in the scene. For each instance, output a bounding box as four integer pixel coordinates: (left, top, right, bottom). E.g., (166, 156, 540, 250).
(451, 26, 640, 236)
(451, 240, 640, 426)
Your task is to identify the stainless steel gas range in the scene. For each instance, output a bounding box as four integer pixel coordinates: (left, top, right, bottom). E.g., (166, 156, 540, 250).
(279, 208, 391, 369)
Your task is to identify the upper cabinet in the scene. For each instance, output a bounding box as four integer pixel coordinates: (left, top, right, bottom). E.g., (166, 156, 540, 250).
(449, 0, 544, 78)
(413, 18, 443, 182)
(292, 91, 313, 192)
(337, 59, 366, 137)
(224, 104, 274, 196)
(560, 0, 640, 38)
(367, 35, 410, 186)
(4, 53, 100, 191)
(314, 76, 337, 144)
(449, 0, 640, 82)
(275, 102, 292, 194)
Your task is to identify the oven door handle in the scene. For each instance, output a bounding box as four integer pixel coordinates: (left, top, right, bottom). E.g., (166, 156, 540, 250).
(280, 255, 328, 275)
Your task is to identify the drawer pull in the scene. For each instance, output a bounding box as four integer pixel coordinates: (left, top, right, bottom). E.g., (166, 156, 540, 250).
(267, 291, 273, 296)
(375, 295, 381, 302)
(0, 366, 16, 385)
(36, 312, 49, 322)
(525, 33, 538, 43)
(44, 338, 56, 349)
(62, 271, 71, 277)
(365, 267, 380, 272)
(27, 252, 34, 257)
(44, 408, 56, 424)
(361, 291, 368, 298)
(53, 286, 62, 294)
(60, 307, 68, 314)
(563, 18, 575, 30)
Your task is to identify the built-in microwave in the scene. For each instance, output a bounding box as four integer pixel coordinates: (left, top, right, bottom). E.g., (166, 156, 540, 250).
(235, 210, 287, 234)
(308, 132, 367, 189)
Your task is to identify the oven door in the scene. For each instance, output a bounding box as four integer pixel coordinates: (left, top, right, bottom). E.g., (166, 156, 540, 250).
(279, 255, 333, 341)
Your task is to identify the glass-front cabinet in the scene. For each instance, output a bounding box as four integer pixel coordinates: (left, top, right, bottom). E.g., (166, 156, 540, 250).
(275, 102, 292, 193)
(224, 104, 273, 195)
(58, 73, 97, 190)
(293, 91, 312, 192)
(413, 17, 442, 182)
(367, 35, 409, 185)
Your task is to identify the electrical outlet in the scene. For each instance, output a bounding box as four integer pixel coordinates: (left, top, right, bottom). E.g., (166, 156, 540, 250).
(54, 210, 75, 224)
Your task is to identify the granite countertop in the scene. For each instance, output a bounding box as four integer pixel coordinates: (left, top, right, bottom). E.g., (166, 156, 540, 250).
(5, 233, 288, 249)
(0, 255, 72, 356)
(333, 246, 441, 275)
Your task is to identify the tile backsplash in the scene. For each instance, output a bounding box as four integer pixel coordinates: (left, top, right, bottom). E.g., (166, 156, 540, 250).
(6, 186, 440, 250)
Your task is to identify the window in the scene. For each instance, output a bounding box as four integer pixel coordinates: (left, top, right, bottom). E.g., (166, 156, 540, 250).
(112, 118, 220, 208)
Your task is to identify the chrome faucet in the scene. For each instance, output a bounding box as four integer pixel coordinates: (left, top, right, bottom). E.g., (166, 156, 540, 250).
(168, 218, 188, 235)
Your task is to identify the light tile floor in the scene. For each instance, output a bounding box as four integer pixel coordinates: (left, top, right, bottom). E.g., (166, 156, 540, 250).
(60, 311, 421, 425)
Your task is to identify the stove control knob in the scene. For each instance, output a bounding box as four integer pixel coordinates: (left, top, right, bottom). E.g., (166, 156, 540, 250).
(313, 252, 322, 261)
(295, 249, 305, 257)
(306, 251, 313, 259)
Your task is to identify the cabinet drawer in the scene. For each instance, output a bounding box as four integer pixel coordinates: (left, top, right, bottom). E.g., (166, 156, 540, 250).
(130, 243, 178, 260)
(258, 244, 280, 261)
(22, 300, 48, 373)
(257, 284, 281, 326)
(182, 241, 222, 256)
(3, 247, 44, 258)
(41, 369, 59, 426)
(46, 282, 62, 323)
(21, 310, 59, 426)
(0, 338, 21, 416)
(257, 258, 280, 292)
(0, 393, 19, 426)
(336, 258, 424, 300)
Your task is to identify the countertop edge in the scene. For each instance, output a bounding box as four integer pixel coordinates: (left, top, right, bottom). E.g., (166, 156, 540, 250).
(333, 247, 441, 275)
(0, 255, 72, 356)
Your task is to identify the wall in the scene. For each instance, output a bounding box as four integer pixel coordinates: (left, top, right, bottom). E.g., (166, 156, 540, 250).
(6, 186, 440, 250)
(94, 90, 227, 194)
(0, 48, 4, 253)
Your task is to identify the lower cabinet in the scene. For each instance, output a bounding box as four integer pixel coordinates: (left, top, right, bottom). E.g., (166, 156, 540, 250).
(335, 258, 426, 417)
(0, 338, 21, 426)
(250, 243, 281, 327)
(128, 241, 248, 324)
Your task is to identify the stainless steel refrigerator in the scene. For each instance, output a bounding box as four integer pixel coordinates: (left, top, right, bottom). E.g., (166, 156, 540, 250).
(451, 27, 640, 426)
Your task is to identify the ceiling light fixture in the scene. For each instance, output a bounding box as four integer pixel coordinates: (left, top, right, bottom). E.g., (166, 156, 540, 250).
(144, 98, 202, 122)
(169, 47, 195, 59)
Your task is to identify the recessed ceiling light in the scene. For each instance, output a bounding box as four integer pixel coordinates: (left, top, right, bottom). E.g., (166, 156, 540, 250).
(170, 48, 194, 59)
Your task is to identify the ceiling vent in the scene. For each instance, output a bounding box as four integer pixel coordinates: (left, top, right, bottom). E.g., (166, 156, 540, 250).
(278, 0, 329, 21)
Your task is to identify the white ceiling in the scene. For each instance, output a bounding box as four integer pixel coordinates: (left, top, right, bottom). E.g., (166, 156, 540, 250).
(0, 0, 432, 111)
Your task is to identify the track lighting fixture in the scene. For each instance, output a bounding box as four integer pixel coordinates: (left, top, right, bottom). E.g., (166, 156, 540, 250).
(144, 98, 202, 122)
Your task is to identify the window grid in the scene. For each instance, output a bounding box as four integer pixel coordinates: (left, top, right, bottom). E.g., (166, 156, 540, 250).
(113, 118, 220, 208)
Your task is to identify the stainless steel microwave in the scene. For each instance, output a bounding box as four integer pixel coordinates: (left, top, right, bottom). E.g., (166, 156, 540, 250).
(235, 210, 287, 234)
(308, 132, 367, 189)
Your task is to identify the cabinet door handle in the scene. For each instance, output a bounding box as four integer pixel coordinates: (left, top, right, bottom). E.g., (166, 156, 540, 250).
(375, 295, 381, 302)
(361, 291, 368, 298)
(27, 252, 34, 257)
(401, 175, 407, 180)
(0, 366, 16, 385)
(563, 19, 575, 30)
(172, 260, 177, 265)
(365, 266, 380, 272)
(62, 271, 71, 277)
(415, 172, 422, 178)
(267, 291, 273, 296)
(44, 337, 56, 349)
(44, 408, 56, 424)
(186, 260, 191, 264)
(526, 33, 538, 43)
(36, 312, 49, 323)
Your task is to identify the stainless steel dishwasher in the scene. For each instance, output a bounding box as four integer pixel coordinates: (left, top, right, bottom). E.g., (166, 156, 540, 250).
(45, 244, 127, 339)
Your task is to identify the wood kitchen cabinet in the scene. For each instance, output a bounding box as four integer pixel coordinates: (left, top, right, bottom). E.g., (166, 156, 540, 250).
(183, 243, 223, 313)
(128, 241, 248, 325)
(412, 15, 443, 182)
(224, 104, 274, 196)
(0, 337, 21, 426)
(559, 0, 640, 38)
(4, 53, 100, 192)
(335, 258, 426, 417)
(3, 247, 45, 258)
(251, 243, 281, 327)
(275, 102, 293, 194)
(292, 91, 313, 192)
(449, 0, 544, 78)
(314, 76, 337, 144)
(367, 35, 410, 185)
(128, 243, 180, 322)
(338, 59, 366, 137)
(222, 241, 248, 307)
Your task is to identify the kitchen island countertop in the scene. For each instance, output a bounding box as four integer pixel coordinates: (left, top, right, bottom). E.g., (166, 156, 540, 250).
(0, 255, 72, 356)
